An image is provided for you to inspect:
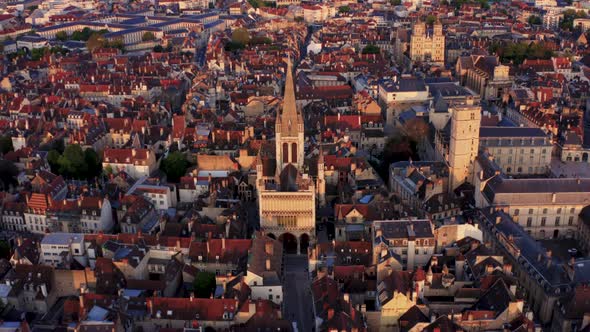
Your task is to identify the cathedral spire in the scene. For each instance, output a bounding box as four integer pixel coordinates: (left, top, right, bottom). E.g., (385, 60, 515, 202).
(279, 56, 302, 137)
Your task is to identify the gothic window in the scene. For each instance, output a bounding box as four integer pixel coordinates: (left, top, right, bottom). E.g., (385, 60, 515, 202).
(291, 143, 297, 163)
(282, 143, 289, 163)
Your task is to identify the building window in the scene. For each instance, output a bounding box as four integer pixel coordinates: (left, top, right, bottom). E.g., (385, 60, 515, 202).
(291, 143, 297, 163)
(569, 216, 574, 226)
(282, 143, 288, 163)
(571, 208, 576, 214)
(543, 208, 548, 214)
(541, 217, 546, 226)
(529, 209, 534, 215)
(527, 217, 532, 227)
(514, 209, 520, 216)
(557, 208, 562, 214)
(555, 217, 560, 226)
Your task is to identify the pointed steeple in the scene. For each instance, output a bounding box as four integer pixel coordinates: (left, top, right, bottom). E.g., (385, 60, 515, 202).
(278, 56, 302, 137)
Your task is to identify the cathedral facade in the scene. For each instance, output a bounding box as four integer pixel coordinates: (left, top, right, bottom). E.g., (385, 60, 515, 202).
(256, 58, 324, 254)
(410, 21, 445, 65)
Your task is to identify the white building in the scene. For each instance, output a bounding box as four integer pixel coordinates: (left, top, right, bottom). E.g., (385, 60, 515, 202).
(373, 219, 435, 270)
(40, 233, 86, 268)
(79, 197, 114, 233)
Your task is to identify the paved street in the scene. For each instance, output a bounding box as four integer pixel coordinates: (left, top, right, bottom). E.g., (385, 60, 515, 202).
(283, 255, 314, 332)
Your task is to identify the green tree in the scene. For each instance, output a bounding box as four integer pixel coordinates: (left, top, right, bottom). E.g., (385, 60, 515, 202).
(193, 272, 216, 298)
(0, 136, 14, 155)
(231, 28, 250, 46)
(0, 159, 18, 191)
(106, 38, 125, 51)
(477, 0, 489, 9)
(47, 145, 101, 179)
(47, 149, 61, 172)
(56, 31, 68, 41)
(58, 144, 87, 178)
(86, 33, 105, 51)
(390, 0, 402, 5)
(142, 31, 156, 42)
(72, 27, 94, 41)
(528, 15, 542, 25)
(247, 0, 265, 8)
(0, 241, 11, 259)
(560, 9, 587, 30)
(84, 148, 102, 179)
(30, 47, 48, 61)
(103, 164, 113, 176)
(161, 151, 189, 183)
(426, 14, 437, 25)
(362, 44, 380, 54)
(490, 41, 554, 65)
(339, 5, 350, 13)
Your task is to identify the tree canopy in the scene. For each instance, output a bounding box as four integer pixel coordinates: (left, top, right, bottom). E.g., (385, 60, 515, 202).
(362, 44, 380, 54)
(47, 145, 102, 179)
(489, 41, 554, 65)
(426, 14, 437, 25)
(231, 28, 251, 47)
(560, 9, 588, 31)
(0, 241, 10, 259)
(56, 31, 68, 41)
(0, 159, 18, 191)
(142, 31, 156, 42)
(193, 271, 216, 298)
(160, 151, 189, 183)
(0, 136, 13, 155)
(527, 15, 542, 26)
(339, 5, 351, 13)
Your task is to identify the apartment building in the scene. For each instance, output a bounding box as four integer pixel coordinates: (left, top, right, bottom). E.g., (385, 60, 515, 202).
(474, 154, 590, 239)
(479, 126, 552, 175)
(373, 219, 435, 270)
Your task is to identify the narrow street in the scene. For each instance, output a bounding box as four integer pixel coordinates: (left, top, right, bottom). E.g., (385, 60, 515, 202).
(283, 255, 314, 332)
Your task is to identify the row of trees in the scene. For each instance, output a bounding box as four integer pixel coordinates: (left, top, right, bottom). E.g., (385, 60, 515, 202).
(47, 144, 102, 180)
(560, 9, 588, 31)
(55, 28, 125, 52)
(489, 41, 554, 65)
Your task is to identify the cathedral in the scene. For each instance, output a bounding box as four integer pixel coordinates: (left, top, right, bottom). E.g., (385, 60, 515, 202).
(256, 58, 325, 254)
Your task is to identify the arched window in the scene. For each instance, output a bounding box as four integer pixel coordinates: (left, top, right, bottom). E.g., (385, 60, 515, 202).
(282, 143, 289, 163)
(291, 143, 297, 163)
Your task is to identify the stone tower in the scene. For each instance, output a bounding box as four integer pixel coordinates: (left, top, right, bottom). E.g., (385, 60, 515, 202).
(448, 97, 481, 193)
(275, 57, 305, 172)
(317, 148, 326, 207)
